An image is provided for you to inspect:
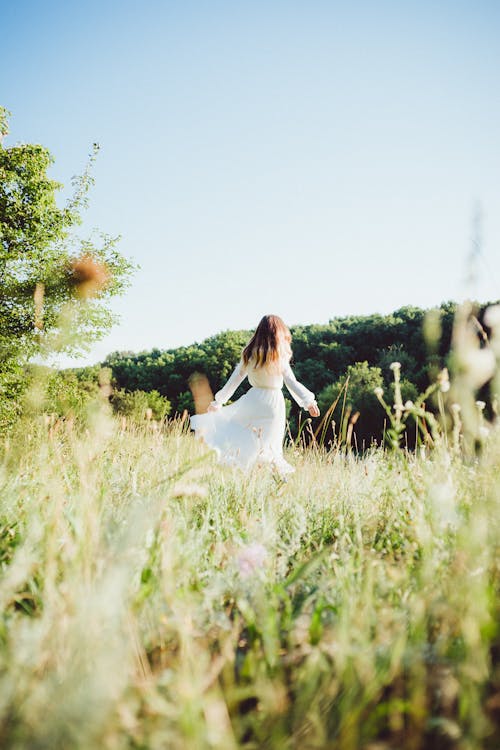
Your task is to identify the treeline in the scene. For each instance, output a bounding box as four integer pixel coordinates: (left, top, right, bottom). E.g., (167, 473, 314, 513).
(35, 301, 494, 445)
(98, 302, 465, 445)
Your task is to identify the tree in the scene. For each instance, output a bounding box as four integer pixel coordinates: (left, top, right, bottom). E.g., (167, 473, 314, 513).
(97, 301, 495, 443)
(0, 106, 134, 426)
(111, 389, 171, 422)
(0, 106, 133, 363)
(317, 362, 385, 448)
(42, 365, 103, 418)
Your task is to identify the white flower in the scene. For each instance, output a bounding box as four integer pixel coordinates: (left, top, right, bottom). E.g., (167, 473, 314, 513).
(389, 362, 401, 372)
(484, 305, 500, 329)
(374, 387, 384, 399)
(236, 543, 267, 578)
(404, 400, 414, 410)
(475, 400, 486, 411)
(430, 479, 458, 527)
(462, 348, 495, 387)
(438, 367, 450, 392)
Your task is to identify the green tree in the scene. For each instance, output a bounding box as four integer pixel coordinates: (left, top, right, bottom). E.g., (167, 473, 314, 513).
(0, 106, 134, 426)
(41, 365, 112, 419)
(317, 362, 385, 448)
(99, 300, 494, 441)
(111, 389, 171, 422)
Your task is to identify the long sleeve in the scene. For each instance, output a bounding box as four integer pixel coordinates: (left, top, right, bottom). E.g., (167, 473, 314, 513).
(213, 360, 247, 405)
(283, 362, 316, 409)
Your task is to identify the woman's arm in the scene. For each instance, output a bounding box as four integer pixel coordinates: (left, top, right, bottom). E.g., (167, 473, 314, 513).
(283, 362, 319, 415)
(209, 360, 247, 410)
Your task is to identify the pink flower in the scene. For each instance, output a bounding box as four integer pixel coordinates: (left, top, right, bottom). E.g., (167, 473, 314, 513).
(236, 543, 267, 578)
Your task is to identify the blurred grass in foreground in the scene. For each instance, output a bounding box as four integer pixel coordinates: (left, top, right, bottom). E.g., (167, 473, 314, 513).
(0, 404, 498, 749)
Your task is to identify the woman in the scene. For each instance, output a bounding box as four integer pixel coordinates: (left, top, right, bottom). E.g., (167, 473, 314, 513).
(190, 315, 319, 474)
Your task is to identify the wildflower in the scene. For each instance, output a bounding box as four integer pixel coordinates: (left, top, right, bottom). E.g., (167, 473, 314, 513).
(374, 387, 384, 399)
(479, 425, 490, 440)
(430, 479, 458, 527)
(404, 400, 414, 410)
(236, 542, 267, 578)
(462, 348, 495, 388)
(389, 362, 401, 372)
(475, 400, 486, 411)
(437, 367, 450, 393)
(484, 304, 500, 329)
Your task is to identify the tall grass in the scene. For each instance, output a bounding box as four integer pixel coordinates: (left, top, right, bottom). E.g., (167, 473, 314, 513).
(0, 405, 498, 749)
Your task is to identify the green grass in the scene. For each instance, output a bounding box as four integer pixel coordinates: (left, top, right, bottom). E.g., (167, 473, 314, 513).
(0, 407, 498, 749)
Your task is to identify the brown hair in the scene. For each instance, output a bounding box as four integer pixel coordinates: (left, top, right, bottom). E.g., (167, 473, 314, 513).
(242, 315, 292, 369)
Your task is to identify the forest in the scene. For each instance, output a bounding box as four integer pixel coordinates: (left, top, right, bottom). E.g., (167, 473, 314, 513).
(43, 299, 490, 447)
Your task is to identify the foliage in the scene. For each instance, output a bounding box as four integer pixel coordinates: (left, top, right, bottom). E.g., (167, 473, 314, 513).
(41, 365, 106, 418)
(104, 329, 250, 415)
(317, 361, 384, 448)
(0, 105, 134, 428)
(100, 301, 499, 445)
(111, 388, 171, 421)
(14, 365, 172, 424)
(100, 302, 471, 442)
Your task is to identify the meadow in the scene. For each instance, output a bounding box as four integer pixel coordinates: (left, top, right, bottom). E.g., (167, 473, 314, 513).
(2, 66, 499, 750)
(0, 388, 499, 749)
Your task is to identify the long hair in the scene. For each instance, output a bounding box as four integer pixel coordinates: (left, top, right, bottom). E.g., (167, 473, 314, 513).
(242, 315, 292, 369)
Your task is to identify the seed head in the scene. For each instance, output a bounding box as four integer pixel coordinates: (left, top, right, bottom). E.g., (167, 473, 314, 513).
(484, 304, 500, 329)
(462, 348, 495, 388)
(438, 367, 450, 393)
(69, 254, 110, 298)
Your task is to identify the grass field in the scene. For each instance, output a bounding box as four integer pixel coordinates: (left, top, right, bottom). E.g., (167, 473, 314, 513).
(0, 399, 498, 749)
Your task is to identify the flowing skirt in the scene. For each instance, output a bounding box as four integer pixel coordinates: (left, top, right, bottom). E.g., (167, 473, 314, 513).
(190, 387, 293, 474)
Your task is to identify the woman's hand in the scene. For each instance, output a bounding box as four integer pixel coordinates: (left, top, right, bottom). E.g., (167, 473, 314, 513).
(308, 402, 320, 417)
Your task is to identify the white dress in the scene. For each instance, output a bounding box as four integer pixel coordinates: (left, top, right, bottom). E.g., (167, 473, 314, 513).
(190, 358, 315, 474)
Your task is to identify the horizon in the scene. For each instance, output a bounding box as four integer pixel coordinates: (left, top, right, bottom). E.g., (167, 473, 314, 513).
(56, 296, 497, 367)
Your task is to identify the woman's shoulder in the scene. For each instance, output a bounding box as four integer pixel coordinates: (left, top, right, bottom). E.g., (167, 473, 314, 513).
(237, 356, 248, 370)
(268, 357, 289, 376)
(279, 355, 292, 372)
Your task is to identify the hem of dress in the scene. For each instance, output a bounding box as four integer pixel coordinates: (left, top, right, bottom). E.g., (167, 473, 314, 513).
(191, 422, 294, 476)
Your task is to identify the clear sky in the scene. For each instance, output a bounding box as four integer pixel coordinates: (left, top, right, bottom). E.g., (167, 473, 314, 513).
(2, 0, 499, 365)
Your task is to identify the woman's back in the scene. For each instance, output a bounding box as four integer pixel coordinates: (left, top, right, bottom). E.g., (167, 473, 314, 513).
(246, 359, 285, 389)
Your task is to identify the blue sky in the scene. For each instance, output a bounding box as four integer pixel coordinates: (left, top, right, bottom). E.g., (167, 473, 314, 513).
(2, 1, 499, 364)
